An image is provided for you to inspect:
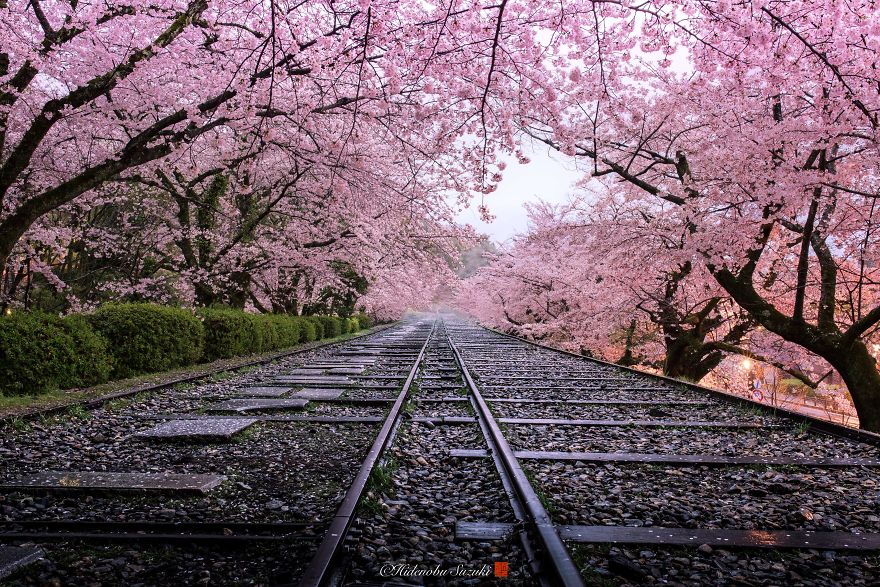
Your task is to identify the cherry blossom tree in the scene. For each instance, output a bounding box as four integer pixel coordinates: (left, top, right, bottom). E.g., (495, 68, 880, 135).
(507, 0, 880, 430)
(2, 0, 515, 313)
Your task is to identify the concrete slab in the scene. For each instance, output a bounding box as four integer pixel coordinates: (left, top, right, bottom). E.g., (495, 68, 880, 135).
(238, 386, 291, 397)
(2, 472, 226, 494)
(307, 361, 375, 368)
(273, 376, 354, 387)
(209, 399, 309, 413)
(327, 367, 365, 375)
(292, 388, 345, 400)
(288, 368, 327, 375)
(0, 546, 43, 579)
(135, 418, 257, 440)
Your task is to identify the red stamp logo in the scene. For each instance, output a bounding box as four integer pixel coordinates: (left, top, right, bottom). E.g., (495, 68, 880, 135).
(494, 561, 509, 578)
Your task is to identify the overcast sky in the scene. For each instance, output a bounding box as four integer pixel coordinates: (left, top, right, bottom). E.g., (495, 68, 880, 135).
(456, 141, 584, 244)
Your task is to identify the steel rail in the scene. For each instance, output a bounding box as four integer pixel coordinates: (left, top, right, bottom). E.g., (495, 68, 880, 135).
(0, 323, 396, 425)
(481, 325, 880, 447)
(297, 319, 436, 587)
(444, 321, 586, 587)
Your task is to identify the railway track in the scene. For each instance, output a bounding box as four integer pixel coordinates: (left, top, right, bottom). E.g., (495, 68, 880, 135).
(0, 314, 878, 585)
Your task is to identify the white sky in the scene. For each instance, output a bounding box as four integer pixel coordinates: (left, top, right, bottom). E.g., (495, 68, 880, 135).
(456, 140, 584, 243)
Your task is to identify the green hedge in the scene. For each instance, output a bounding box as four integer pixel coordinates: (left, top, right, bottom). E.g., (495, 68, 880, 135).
(0, 313, 112, 395)
(200, 311, 330, 359)
(0, 304, 368, 396)
(90, 304, 205, 379)
(198, 308, 261, 361)
(355, 313, 372, 329)
(307, 316, 324, 340)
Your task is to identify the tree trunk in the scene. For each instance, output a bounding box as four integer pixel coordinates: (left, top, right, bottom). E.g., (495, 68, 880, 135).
(194, 282, 217, 307)
(617, 319, 639, 367)
(828, 341, 880, 432)
(663, 333, 724, 382)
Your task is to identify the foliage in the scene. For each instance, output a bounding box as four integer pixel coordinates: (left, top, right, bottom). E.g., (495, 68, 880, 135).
(202, 310, 365, 359)
(198, 308, 264, 361)
(299, 319, 318, 343)
(0, 303, 360, 398)
(0, 0, 471, 320)
(355, 313, 373, 330)
(6, 0, 880, 428)
(60, 314, 113, 387)
(0, 312, 111, 395)
(266, 315, 302, 349)
(89, 304, 205, 378)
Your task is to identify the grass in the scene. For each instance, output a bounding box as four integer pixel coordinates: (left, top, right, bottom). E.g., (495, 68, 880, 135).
(366, 456, 398, 495)
(359, 455, 400, 518)
(742, 403, 770, 418)
(8, 417, 30, 433)
(233, 425, 260, 444)
(0, 323, 390, 420)
(359, 495, 385, 517)
(104, 392, 150, 413)
(522, 466, 556, 517)
(793, 420, 811, 435)
(66, 404, 91, 420)
(568, 544, 620, 587)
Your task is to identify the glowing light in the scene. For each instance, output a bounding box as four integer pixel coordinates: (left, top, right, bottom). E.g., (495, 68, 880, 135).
(741, 358, 752, 370)
(3, 308, 11, 316)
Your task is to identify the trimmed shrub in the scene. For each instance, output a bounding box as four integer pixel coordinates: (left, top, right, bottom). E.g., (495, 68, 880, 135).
(60, 315, 113, 388)
(0, 312, 111, 395)
(316, 316, 341, 338)
(248, 314, 272, 353)
(308, 316, 325, 340)
(347, 317, 360, 333)
(298, 318, 317, 342)
(338, 317, 350, 335)
(355, 313, 372, 330)
(0, 306, 359, 397)
(90, 304, 204, 378)
(255, 314, 283, 351)
(199, 312, 333, 359)
(272, 315, 301, 348)
(198, 308, 261, 361)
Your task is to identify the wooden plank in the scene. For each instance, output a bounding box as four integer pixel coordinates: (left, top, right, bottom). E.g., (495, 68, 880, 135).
(411, 417, 477, 425)
(454, 522, 880, 550)
(292, 388, 344, 400)
(449, 448, 489, 458)
(497, 418, 766, 428)
(237, 386, 291, 397)
(273, 376, 354, 387)
(558, 525, 880, 550)
(455, 522, 514, 541)
(485, 399, 711, 406)
(132, 414, 381, 424)
(512, 451, 880, 467)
